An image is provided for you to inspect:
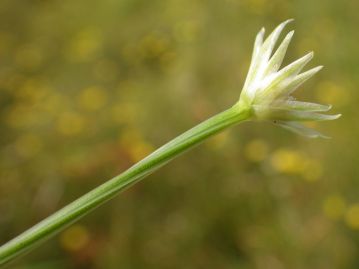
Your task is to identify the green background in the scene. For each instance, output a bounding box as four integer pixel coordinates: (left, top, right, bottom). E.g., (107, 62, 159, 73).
(0, 0, 357, 268)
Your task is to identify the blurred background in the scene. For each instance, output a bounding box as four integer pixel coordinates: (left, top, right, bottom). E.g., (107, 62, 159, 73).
(0, 0, 358, 268)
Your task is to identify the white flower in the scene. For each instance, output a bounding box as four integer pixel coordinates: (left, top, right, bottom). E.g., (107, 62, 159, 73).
(237, 19, 341, 138)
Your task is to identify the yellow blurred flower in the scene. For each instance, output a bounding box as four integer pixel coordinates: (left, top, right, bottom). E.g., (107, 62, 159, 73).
(174, 21, 199, 43)
(243, 0, 268, 15)
(111, 103, 137, 124)
(40, 93, 68, 115)
(316, 81, 349, 107)
(139, 34, 169, 59)
(60, 225, 90, 252)
(301, 159, 323, 182)
(345, 204, 359, 230)
(118, 129, 142, 147)
(270, 148, 323, 180)
(270, 148, 306, 174)
(244, 139, 269, 162)
(206, 130, 230, 150)
(78, 86, 107, 111)
(57, 112, 86, 136)
(323, 195, 346, 220)
(16, 78, 49, 103)
(67, 28, 102, 62)
(119, 129, 154, 162)
(128, 141, 154, 163)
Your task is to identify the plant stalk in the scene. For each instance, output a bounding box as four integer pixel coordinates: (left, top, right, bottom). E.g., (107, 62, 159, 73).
(0, 103, 251, 266)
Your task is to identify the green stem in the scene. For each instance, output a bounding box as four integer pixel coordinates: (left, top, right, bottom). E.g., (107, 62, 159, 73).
(0, 103, 251, 266)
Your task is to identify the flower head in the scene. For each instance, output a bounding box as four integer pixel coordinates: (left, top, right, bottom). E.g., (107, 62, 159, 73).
(237, 19, 341, 138)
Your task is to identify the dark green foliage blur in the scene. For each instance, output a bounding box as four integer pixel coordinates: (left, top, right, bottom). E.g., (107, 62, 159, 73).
(0, 0, 358, 268)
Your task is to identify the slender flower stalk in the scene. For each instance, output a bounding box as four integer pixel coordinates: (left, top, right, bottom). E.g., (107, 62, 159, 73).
(0, 20, 340, 266)
(0, 107, 252, 266)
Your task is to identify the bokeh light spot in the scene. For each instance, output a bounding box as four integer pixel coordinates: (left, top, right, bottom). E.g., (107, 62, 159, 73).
(244, 139, 269, 162)
(78, 86, 107, 111)
(128, 141, 154, 162)
(206, 130, 230, 150)
(270, 148, 305, 174)
(323, 195, 346, 220)
(111, 103, 137, 124)
(67, 29, 102, 62)
(301, 159, 322, 182)
(57, 112, 86, 136)
(174, 21, 199, 43)
(243, 0, 268, 15)
(316, 81, 349, 107)
(119, 130, 154, 162)
(345, 204, 359, 230)
(139, 34, 169, 59)
(60, 225, 90, 252)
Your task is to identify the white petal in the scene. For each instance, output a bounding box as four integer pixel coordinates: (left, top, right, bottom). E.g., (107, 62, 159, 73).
(242, 19, 293, 101)
(272, 100, 332, 112)
(275, 121, 330, 138)
(264, 30, 294, 76)
(242, 28, 265, 99)
(268, 109, 341, 121)
(284, 66, 323, 95)
(256, 52, 314, 101)
(276, 51, 314, 80)
(260, 19, 294, 64)
(252, 27, 265, 60)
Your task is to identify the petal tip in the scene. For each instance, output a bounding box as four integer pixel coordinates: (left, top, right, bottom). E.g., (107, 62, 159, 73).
(282, 18, 294, 25)
(257, 27, 265, 37)
(324, 113, 342, 120)
(285, 30, 295, 40)
(276, 19, 294, 33)
(334, 113, 342, 119)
